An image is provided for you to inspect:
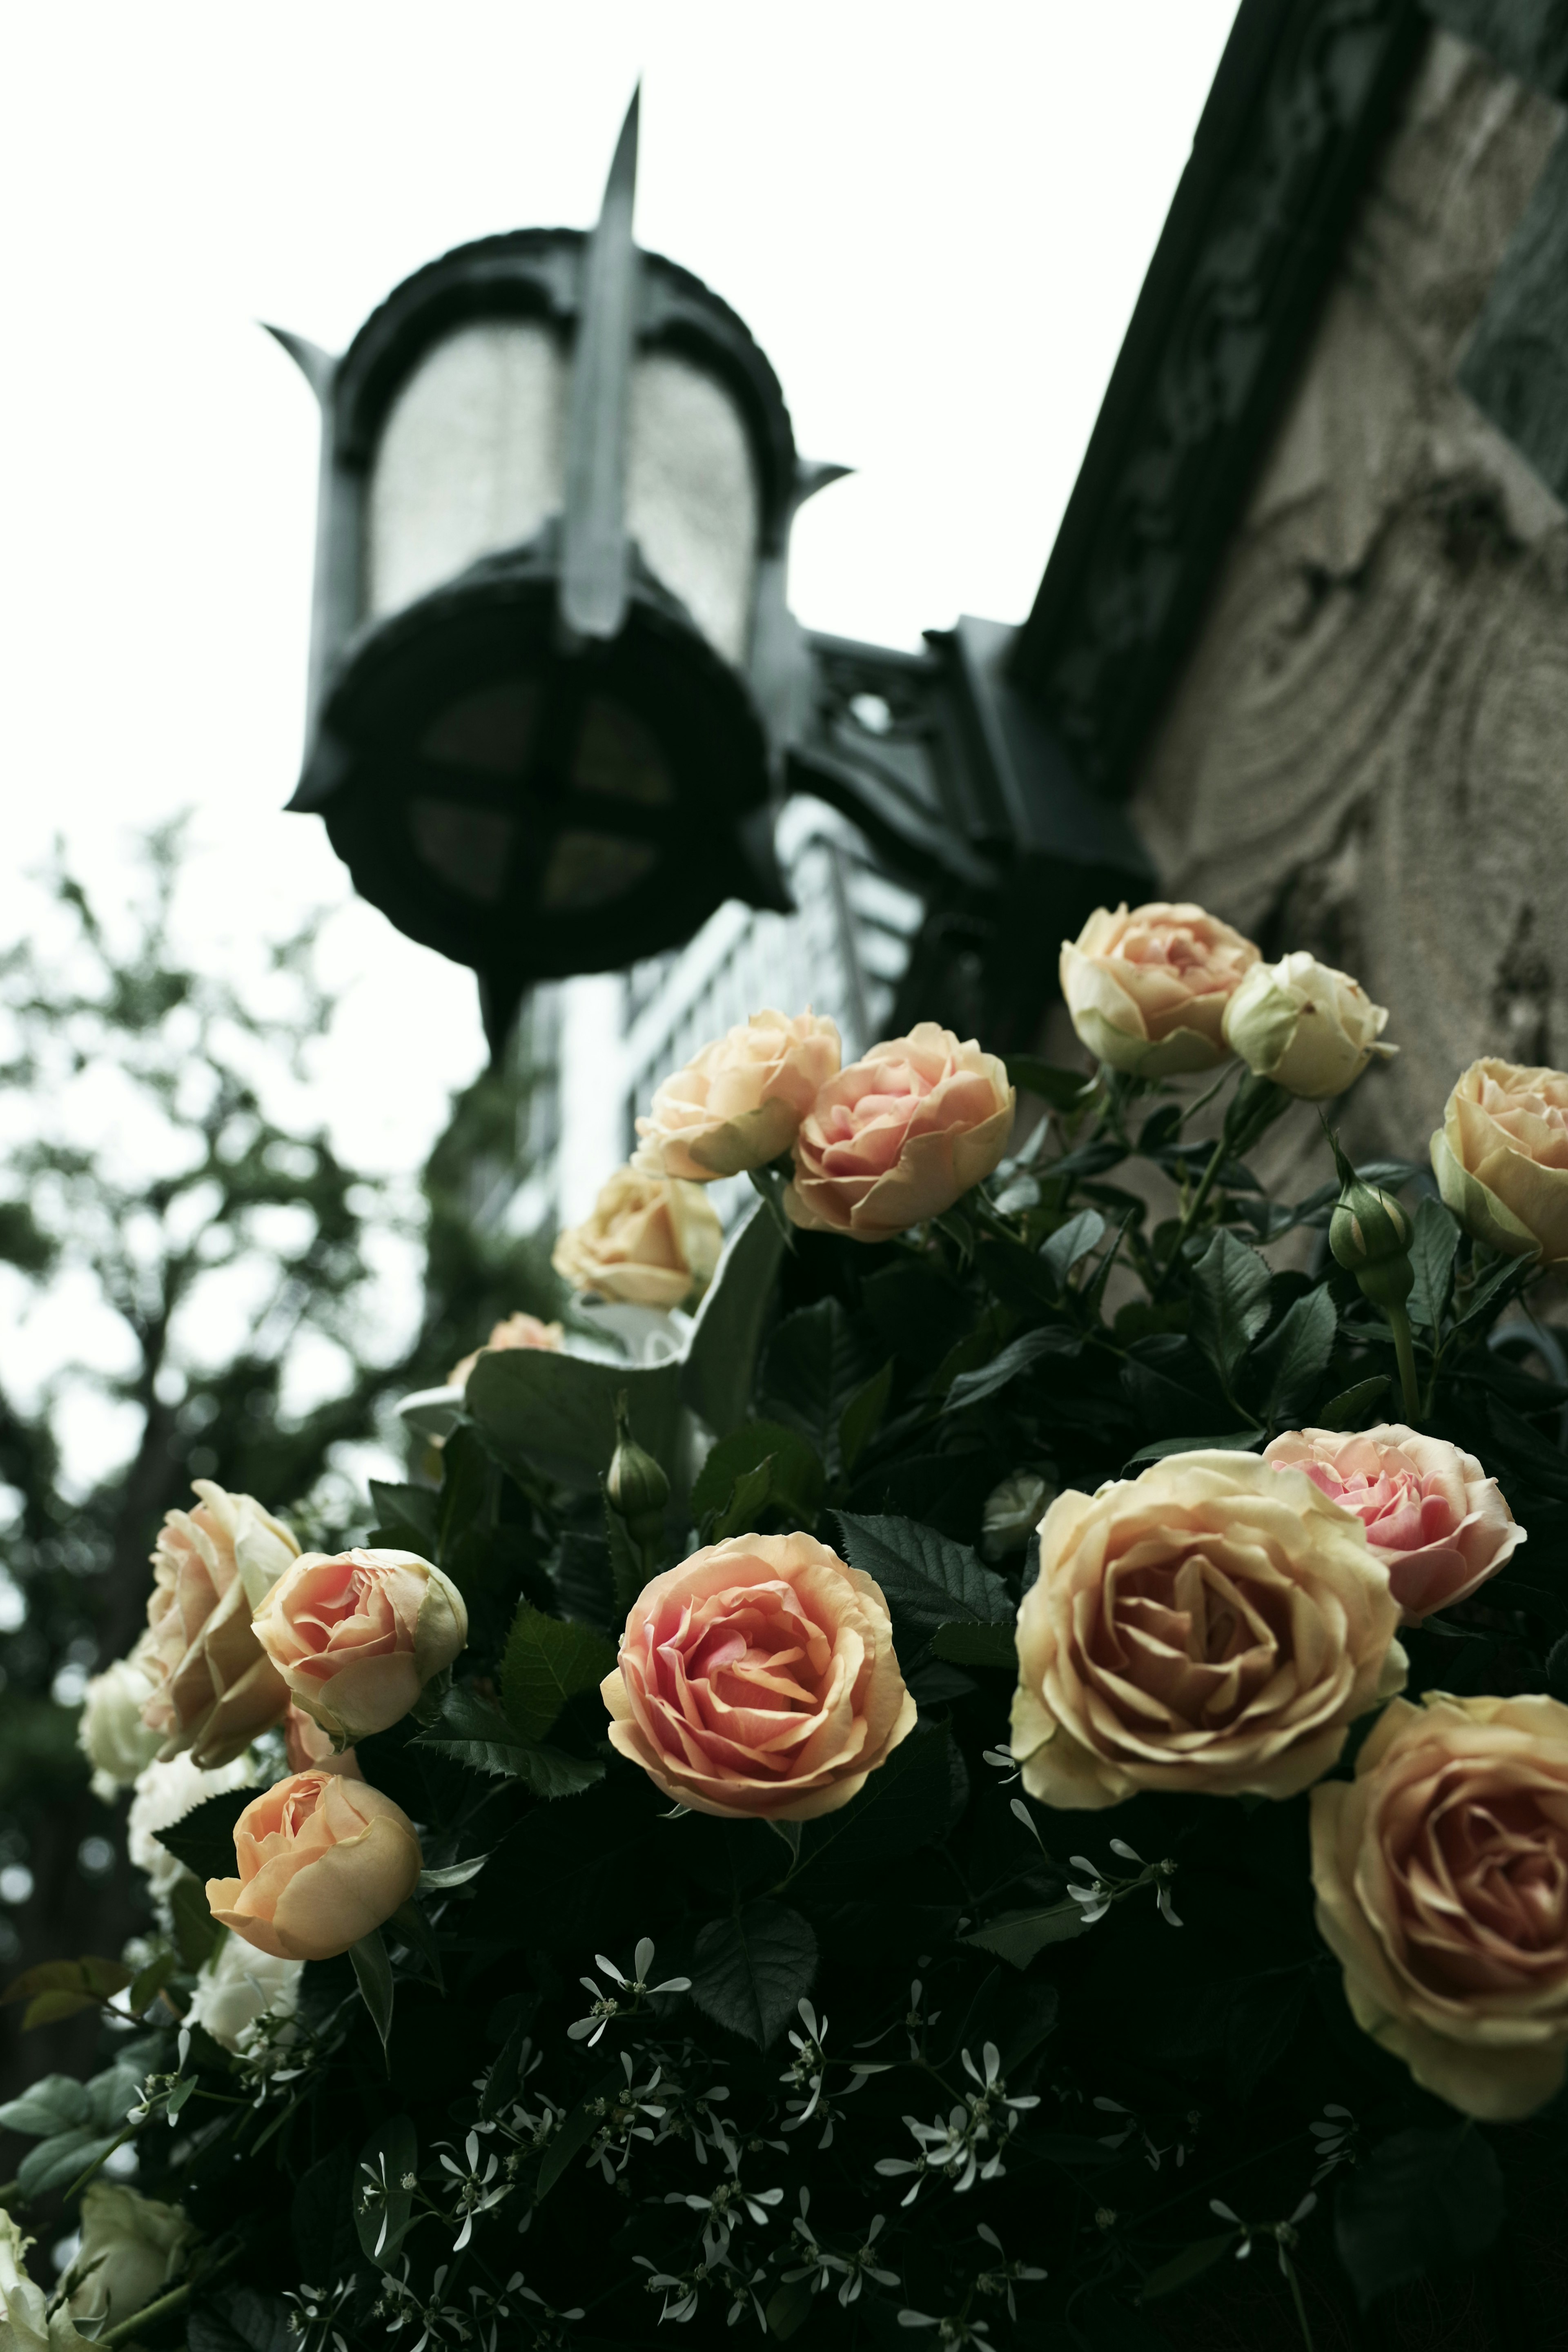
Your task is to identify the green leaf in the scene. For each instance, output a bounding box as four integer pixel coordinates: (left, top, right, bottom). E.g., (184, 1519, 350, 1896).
(760, 1298, 878, 1476)
(931, 1621, 1017, 1669)
(1005, 1055, 1097, 1111)
(1041, 1208, 1105, 1287)
(501, 1604, 616, 1743)
(128, 1951, 178, 2016)
(1222, 1071, 1292, 1158)
(536, 2067, 622, 2200)
(713, 1455, 776, 1542)
(1252, 1285, 1337, 1427)
(151, 1787, 255, 1882)
(600, 1484, 644, 1617)
(435, 1425, 499, 1568)
(681, 1198, 786, 1439)
(1140, 2235, 1237, 2302)
(1124, 1430, 1263, 1467)
(349, 1929, 394, 2059)
(691, 1422, 824, 1523)
(170, 1873, 223, 1970)
(468, 1344, 682, 1495)
(368, 1479, 439, 1550)
(0, 2073, 92, 2138)
(791, 1725, 954, 1899)
(1334, 2122, 1503, 2309)
(835, 1512, 1012, 1634)
(689, 1900, 817, 2049)
(839, 1362, 893, 1474)
(416, 1854, 490, 1893)
(945, 1326, 1082, 1414)
(1408, 1197, 1460, 1333)
(354, 2113, 417, 2272)
(1315, 1374, 1390, 1431)
(414, 1688, 604, 1795)
(187, 2289, 294, 2352)
(1452, 1247, 1532, 1334)
(961, 1903, 1089, 1967)
(1189, 1229, 1271, 1387)
(18, 2129, 120, 2201)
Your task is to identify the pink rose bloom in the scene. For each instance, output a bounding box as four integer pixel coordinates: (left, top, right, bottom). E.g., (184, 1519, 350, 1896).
(784, 1023, 1014, 1243)
(601, 1532, 917, 1821)
(251, 1548, 468, 1744)
(1060, 901, 1259, 1077)
(633, 1008, 842, 1180)
(206, 1769, 421, 1963)
(1264, 1424, 1524, 1624)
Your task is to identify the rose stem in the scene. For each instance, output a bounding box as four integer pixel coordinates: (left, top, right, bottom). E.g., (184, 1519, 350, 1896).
(1152, 1133, 1226, 1297)
(1385, 1298, 1421, 1423)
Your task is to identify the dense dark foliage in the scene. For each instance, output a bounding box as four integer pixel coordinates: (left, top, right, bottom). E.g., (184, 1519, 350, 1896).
(9, 1056, 1568, 2351)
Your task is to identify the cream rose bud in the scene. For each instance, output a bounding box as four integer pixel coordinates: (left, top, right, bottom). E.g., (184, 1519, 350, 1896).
(784, 1024, 1014, 1244)
(1060, 902, 1259, 1078)
(1431, 1057, 1568, 1262)
(1311, 1694, 1568, 2120)
(61, 2184, 194, 2333)
(552, 1166, 724, 1309)
(603, 1532, 917, 1821)
(207, 1768, 423, 1962)
(140, 1480, 299, 1767)
(1264, 1424, 1524, 1624)
(1222, 951, 1394, 1099)
(1010, 1450, 1405, 1809)
(981, 1470, 1055, 1562)
(184, 1929, 303, 2056)
(252, 1549, 468, 1742)
(448, 1311, 563, 1390)
(634, 1008, 842, 1182)
(77, 1646, 163, 1802)
(0, 2209, 91, 2352)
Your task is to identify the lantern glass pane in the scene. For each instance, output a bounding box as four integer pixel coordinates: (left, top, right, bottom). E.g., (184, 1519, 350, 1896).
(573, 695, 673, 805)
(408, 799, 515, 903)
(628, 353, 759, 666)
(539, 831, 657, 911)
(367, 321, 568, 618)
(422, 679, 543, 777)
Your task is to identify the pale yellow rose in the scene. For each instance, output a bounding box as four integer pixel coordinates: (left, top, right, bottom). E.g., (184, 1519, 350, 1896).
(1010, 1451, 1405, 1809)
(206, 1769, 422, 1963)
(140, 1481, 299, 1767)
(1263, 1425, 1525, 1624)
(634, 1009, 842, 1181)
(252, 1549, 468, 1744)
(1060, 902, 1259, 1077)
(603, 1532, 917, 1821)
(1312, 1693, 1568, 2120)
(1431, 1057, 1568, 1262)
(448, 1312, 563, 1390)
(784, 1024, 1014, 1243)
(61, 2184, 193, 2333)
(1222, 951, 1394, 1098)
(552, 1167, 723, 1308)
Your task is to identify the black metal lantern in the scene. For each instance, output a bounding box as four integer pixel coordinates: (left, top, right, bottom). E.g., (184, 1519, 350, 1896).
(269, 94, 841, 1050)
(272, 93, 1151, 1058)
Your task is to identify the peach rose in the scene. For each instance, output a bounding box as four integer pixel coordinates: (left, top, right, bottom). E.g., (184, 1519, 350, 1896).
(1264, 1424, 1525, 1625)
(252, 1549, 468, 1744)
(205, 1768, 422, 1962)
(601, 1531, 917, 1821)
(552, 1166, 724, 1308)
(633, 1009, 842, 1182)
(1432, 1058, 1568, 1262)
(784, 1024, 1013, 1243)
(1222, 951, 1394, 1100)
(1060, 902, 1259, 1077)
(141, 1480, 299, 1768)
(1010, 1451, 1405, 1809)
(1312, 1693, 1568, 2120)
(448, 1311, 563, 1390)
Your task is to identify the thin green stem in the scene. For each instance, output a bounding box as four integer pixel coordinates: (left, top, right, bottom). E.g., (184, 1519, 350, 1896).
(1282, 2252, 1317, 2352)
(1152, 1134, 1226, 1297)
(1386, 1300, 1421, 1423)
(96, 2250, 239, 2349)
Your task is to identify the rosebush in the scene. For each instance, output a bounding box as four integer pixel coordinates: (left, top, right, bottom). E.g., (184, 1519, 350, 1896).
(9, 950, 1568, 2349)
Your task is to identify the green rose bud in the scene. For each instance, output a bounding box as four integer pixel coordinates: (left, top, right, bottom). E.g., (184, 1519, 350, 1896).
(607, 1392, 670, 1543)
(1330, 1178, 1414, 1309)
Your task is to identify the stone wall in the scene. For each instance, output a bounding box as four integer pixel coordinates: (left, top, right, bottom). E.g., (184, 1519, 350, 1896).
(1128, 27, 1568, 1172)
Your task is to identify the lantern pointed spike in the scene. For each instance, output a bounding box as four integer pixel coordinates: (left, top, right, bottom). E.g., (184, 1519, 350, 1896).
(559, 86, 641, 644)
(261, 323, 336, 404)
(794, 458, 853, 511)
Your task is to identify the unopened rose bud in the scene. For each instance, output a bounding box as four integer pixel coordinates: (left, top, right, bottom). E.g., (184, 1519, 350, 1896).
(607, 1394, 670, 1542)
(1330, 1177, 1413, 1309)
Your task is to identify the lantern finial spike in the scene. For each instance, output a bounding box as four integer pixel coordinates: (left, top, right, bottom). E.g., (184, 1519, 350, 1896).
(559, 87, 641, 644)
(261, 323, 336, 404)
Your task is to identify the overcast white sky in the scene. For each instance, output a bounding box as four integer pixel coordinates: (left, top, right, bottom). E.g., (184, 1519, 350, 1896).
(0, 0, 1238, 1178)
